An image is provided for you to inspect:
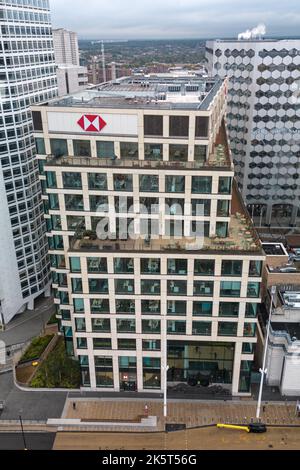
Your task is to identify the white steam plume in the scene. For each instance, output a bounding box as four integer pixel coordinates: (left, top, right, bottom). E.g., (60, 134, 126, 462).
(238, 23, 266, 40)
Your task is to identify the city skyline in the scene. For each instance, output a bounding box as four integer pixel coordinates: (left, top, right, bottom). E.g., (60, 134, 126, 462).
(50, 0, 300, 40)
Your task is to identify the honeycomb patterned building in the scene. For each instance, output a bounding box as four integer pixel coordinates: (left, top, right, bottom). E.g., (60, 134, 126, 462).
(206, 40, 300, 230)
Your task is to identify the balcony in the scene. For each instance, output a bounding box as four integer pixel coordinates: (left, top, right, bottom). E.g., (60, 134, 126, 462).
(115, 279, 135, 295)
(192, 321, 212, 336)
(168, 280, 187, 296)
(194, 281, 214, 296)
(167, 321, 186, 335)
(89, 279, 109, 294)
(141, 280, 161, 295)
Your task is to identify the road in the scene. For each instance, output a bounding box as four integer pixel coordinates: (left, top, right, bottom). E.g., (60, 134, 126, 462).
(0, 433, 56, 450)
(0, 372, 67, 421)
(0, 297, 55, 348)
(53, 427, 300, 450)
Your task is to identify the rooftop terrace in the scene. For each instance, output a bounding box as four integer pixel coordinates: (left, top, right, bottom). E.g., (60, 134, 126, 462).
(70, 184, 262, 255)
(46, 75, 224, 111)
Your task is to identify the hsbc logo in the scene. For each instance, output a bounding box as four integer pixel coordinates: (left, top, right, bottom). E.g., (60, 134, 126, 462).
(77, 115, 107, 132)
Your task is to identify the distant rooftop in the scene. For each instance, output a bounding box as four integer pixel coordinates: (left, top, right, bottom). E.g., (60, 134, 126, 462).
(46, 73, 224, 111)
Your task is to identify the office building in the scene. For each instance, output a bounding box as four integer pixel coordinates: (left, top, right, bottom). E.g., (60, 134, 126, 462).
(206, 39, 300, 229)
(0, 0, 57, 325)
(52, 28, 79, 66)
(53, 28, 88, 96)
(33, 73, 265, 396)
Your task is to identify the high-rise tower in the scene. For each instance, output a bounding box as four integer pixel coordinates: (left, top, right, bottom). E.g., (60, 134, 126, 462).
(0, 0, 57, 324)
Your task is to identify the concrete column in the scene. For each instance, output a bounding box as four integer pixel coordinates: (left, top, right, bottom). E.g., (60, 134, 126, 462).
(232, 342, 243, 395)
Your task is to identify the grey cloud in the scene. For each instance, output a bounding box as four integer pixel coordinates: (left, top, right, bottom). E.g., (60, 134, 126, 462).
(49, 0, 300, 39)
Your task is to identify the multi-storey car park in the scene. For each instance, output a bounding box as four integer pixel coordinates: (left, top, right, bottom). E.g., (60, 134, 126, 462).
(0, 0, 57, 325)
(32, 72, 265, 396)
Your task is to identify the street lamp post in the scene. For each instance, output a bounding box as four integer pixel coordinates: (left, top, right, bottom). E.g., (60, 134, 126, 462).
(19, 414, 28, 451)
(256, 285, 276, 421)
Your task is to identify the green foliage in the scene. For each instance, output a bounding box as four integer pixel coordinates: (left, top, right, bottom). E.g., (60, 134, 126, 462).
(30, 338, 81, 389)
(20, 335, 54, 362)
(47, 313, 58, 325)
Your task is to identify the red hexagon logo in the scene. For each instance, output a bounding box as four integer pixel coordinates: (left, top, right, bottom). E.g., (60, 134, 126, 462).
(77, 114, 107, 132)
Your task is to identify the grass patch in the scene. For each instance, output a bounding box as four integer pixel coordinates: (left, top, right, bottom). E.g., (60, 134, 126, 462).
(30, 338, 81, 389)
(20, 335, 54, 363)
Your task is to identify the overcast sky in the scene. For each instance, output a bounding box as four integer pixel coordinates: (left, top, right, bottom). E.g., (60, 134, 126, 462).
(49, 0, 300, 40)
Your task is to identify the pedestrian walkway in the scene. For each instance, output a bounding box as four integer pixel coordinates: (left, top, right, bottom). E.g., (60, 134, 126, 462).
(62, 398, 300, 432)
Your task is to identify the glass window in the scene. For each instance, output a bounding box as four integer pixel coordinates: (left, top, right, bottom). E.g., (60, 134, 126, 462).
(216, 222, 228, 238)
(75, 318, 86, 332)
(242, 343, 255, 354)
(166, 198, 184, 215)
(144, 115, 163, 136)
(192, 199, 211, 216)
(115, 279, 135, 294)
(50, 138, 68, 158)
(118, 339, 136, 350)
(219, 302, 239, 317)
(72, 279, 82, 293)
(49, 193, 59, 210)
(117, 319, 136, 333)
(168, 280, 187, 296)
(51, 215, 62, 231)
(144, 143, 163, 161)
(32, 111, 43, 131)
(93, 338, 112, 349)
(195, 116, 209, 138)
(218, 322, 238, 336)
(245, 303, 258, 318)
(90, 299, 110, 314)
(67, 216, 85, 231)
(73, 140, 91, 157)
(220, 280, 241, 297)
(169, 116, 189, 137)
(192, 321, 211, 335)
(142, 319, 161, 333)
(62, 172, 82, 189)
(87, 258, 107, 273)
(89, 279, 109, 294)
(70, 257, 81, 273)
(238, 360, 253, 393)
(142, 300, 160, 315)
(142, 340, 161, 351)
(139, 174, 159, 192)
(193, 301, 212, 316)
(114, 174, 133, 191)
(167, 301, 186, 316)
(120, 142, 138, 159)
(168, 259, 187, 275)
(243, 323, 257, 337)
(249, 260, 262, 277)
(35, 137, 45, 155)
(88, 173, 107, 190)
(218, 177, 232, 194)
(194, 260, 215, 276)
(141, 280, 161, 295)
(140, 197, 159, 214)
(65, 194, 84, 211)
(221, 260, 242, 276)
(143, 358, 161, 389)
(247, 282, 260, 298)
(141, 259, 160, 274)
(46, 171, 57, 188)
(116, 299, 135, 314)
(194, 281, 214, 296)
(194, 145, 207, 163)
(115, 196, 134, 213)
(92, 318, 111, 332)
(169, 144, 188, 162)
(96, 141, 114, 158)
(77, 338, 87, 349)
(90, 195, 108, 212)
(192, 176, 212, 194)
(167, 320, 186, 334)
(165, 176, 185, 193)
(74, 298, 84, 313)
(217, 200, 230, 217)
(114, 258, 134, 274)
